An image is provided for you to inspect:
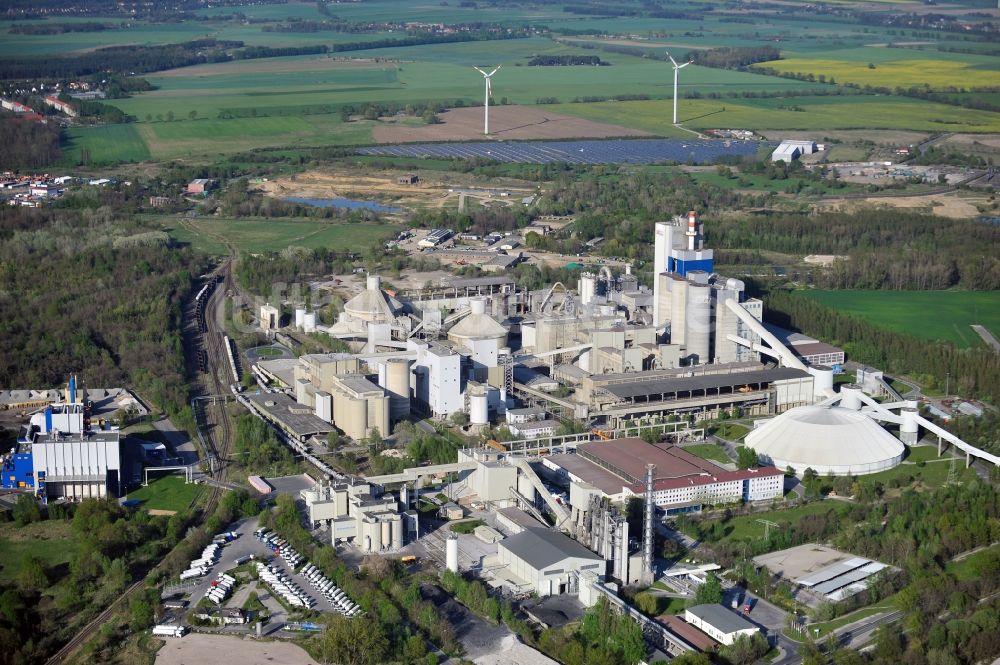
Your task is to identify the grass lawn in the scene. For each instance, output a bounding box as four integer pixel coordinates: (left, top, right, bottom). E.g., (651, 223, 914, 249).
(0, 520, 79, 583)
(795, 290, 1000, 349)
(253, 346, 284, 358)
(683, 501, 851, 545)
(684, 443, 733, 465)
(450, 519, 485, 534)
(127, 474, 201, 512)
(162, 217, 401, 255)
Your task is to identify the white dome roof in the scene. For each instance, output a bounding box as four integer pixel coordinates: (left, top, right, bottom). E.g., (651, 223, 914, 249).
(746, 405, 905, 476)
(344, 275, 400, 323)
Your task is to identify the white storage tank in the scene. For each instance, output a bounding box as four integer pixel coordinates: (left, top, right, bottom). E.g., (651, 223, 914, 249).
(295, 308, 306, 329)
(446, 536, 459, 573)
(578, 272, 597, 306)
(470, 391, 489, 426)
(900, 407, 919, 444)
(808, 365, 834, 398)
(303, 312, 317, 333)
(315, 391, 332, 422)
(840, 384, 863, 410)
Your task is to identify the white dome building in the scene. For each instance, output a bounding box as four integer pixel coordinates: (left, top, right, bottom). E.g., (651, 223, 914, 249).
(343, 275, 402, 324)
(746, 405, 905, 476)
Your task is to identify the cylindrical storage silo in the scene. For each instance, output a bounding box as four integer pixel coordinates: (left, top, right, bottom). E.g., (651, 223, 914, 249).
(446, 536, 459, 573)
(685, 282, 711, 365)
(303, 312, 317, 333)
(840, 384, 863, 411)
(900, 407, 919, 444)
(808, 365, 834, 398)
(384, 358, 412, 422)
(392, 518, 403, 548)
(368, 519, 382, 552)
(518, 473, 537, 504)
(381, 520, 391, 550)
(470, 392, 488, 426)
(295, 308, 306, 329)
(578, 273, 596, 306)
(346, 398, 367, 441)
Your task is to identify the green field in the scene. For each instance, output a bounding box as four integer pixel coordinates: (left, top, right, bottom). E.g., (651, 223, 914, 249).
(0, 520, 79, 583)
(163, 217, 401, 255)
(126, 474, 201, 512)
(62, 123, 151, 165)
(797, 290, 1000, 348)
(683, 443, 733, 464)
(553, 96, 1000, 134)
(859, 445, 979, 489)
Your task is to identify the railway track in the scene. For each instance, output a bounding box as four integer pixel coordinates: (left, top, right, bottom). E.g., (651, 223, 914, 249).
(45, 260, 238, 665)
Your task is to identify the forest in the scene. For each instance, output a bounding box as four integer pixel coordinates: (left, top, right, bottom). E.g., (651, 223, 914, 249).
(0, 118, 61, 169)
(0, 202, 206, 427)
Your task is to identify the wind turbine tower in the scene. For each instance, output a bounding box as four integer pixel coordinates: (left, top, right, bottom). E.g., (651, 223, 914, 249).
(667, 52, 692, 125)
(473, 65, 502, 135)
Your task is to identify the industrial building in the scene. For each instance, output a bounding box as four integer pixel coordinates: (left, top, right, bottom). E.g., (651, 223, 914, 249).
(300, 480, 417, 553)
(494, 527, 604, 597)
(552, 439, 784, 512)
(771, 139, 818, 162)
(2, 376, 126, 500)
(753, 544, 896, 605)
(684, 605, 760, 646)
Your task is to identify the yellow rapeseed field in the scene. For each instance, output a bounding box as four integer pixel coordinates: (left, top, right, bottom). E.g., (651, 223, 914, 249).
(753, 58, 1000, 91)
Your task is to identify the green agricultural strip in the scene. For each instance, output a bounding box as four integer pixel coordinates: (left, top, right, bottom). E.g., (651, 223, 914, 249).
(552, 96, 1000, 134)
(796, 290, 1000, 348)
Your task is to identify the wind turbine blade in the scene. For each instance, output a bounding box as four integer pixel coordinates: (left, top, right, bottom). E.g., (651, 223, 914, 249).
(486, 77, 492, 97)
(678, 61, 692, 69)
(666, 52, 679, 67)
(473, 66, 488, 76)
(488, 64, 502, 76)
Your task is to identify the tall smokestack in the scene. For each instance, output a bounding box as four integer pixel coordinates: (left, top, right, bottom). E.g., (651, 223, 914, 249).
(643, 464, 656, 585)
(686, 210, 698, 251)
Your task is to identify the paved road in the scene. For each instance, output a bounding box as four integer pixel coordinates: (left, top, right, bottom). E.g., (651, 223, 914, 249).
(153, 414, 198, 465)
(972, 324, 1000, 353)
(836, 610, 903, 650)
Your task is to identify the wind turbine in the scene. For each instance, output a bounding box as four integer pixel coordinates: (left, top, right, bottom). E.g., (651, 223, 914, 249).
(666, 52, 692, 125)
(473, 64, 501, 135)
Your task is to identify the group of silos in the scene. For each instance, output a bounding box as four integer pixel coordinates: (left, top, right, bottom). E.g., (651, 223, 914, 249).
(294, 307, 317, 334)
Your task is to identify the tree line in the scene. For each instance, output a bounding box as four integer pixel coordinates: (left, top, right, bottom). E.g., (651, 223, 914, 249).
(686, 45, 781, 70)
(528, 55, 609, 66)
